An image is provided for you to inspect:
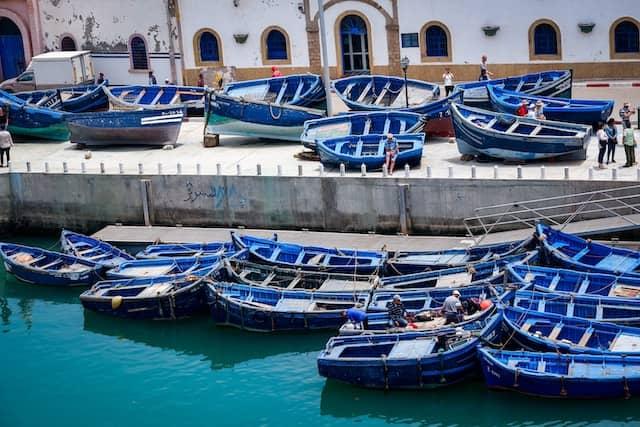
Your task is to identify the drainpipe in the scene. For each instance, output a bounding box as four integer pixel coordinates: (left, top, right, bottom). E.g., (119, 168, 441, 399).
(165, 0, 178, 84)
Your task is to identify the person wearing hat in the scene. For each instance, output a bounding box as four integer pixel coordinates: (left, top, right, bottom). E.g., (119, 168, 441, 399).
(384, 133, 399, 175)
(620, 102, 635, 129)
(386, 294, 408, 327)
(533, 100, 546, 120)
(515, 99, 528, 117)
(443, 290, 464, 325)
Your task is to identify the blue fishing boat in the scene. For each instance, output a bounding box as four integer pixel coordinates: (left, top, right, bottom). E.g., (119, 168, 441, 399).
(205, 282, 370, 332)
(387, 238, 534, 275)
(60, 229, 134, 269)
(15, 83, 108, 113)
(451, 103, 592, 161)
(317, 312, 502, 389)
(502, 306, 640, 354)
(231, 233, 386, 275)
(65, 106, 184, 147)
(488, 86, 614, 125)
(536, 223, 640, 278)
(316, 133, 424, 170)
(300, 111, 425, 150)
(478, 348, 640, 399)
(454, 70, 572, 108)
(507, 264, 640, 298)
(136, 241, 235, 259)
(0, 89, 69, 140)
(380, 250, 538, 290)
(332, 75, 439, 113)
(79, 268, 215, 320)
(0, 242, 102, 287)
(104, 85, 205, 116)
(224, 74, 325, 108)
(514, 289, 640, 325)
(106, 255, 220, 279)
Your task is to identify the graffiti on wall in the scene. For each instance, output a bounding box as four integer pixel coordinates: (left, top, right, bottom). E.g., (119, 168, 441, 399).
(183, 181, 246, 209)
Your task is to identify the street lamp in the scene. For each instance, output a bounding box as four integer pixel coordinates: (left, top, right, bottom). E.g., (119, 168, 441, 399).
(400, 56, 410, 108)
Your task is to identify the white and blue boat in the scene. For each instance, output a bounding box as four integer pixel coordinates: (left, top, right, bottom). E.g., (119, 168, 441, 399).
(0, 242, 102, 287)
(488, 86, 614, 125)
(224, 74, 325, 108)
(106, 254, 220, 279)
(316, 133, 424, 170)
(15, 83, 108, 113)
(450, 102, 592, 161)
(136, 241, 234, 259)
(60, 229, 134, 268)
(478, 348, 640, 399)
(0, 89, 69, 141)
(454, 70, 572, 108)
(104, 85, 205, 116)
(300, 111, 425, 150)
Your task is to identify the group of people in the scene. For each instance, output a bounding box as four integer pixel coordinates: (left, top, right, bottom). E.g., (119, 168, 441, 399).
(440, 55, 493, 96)
(385, 290, 468, 328)
(596, 103, 637, 169)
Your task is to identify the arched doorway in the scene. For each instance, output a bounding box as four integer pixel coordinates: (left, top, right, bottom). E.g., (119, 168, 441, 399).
(340, 15, 370, 75)
(0, 17, 26, 80)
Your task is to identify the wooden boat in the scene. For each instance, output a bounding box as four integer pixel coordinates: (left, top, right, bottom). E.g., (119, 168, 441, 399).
(502, 306, 640, 354)
(332, 75, 440, 114)
(380, 250, 538, 290)
(507, 264, 640, 298)
(488, 86, 614, 125)
(454, 70, 572, 108)
(104, 85, 205, 116)
(224, 74, 325, 108)
(136, 241, 235, 259)
(106, 254, 220, 279)
(450, 102, 592, 161)
(205, 282, 370, 332)
(65, 106, 184, 147)
(79, 267, 215, 320)
(339, 285, 500, 335)
(60, 229, 134, 269)
(514, 289, 640, 325)
(232, 232, 386, 275)
(223, 252, 377, 292)
(387, 237, 534, 275)
(0, 89, 69, 141)
(15, 83, 108, 113)
(478, 347, 640, 399)
(536, 223, 640, 278)
(0, 242, 102, 287)
(316, 133, 424, 170)
(317, 311, 502, 389)
(300, 111, 425, 150)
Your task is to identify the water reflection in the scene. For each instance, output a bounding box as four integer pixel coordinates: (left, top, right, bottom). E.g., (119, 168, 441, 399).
(83, 311, 332, 370)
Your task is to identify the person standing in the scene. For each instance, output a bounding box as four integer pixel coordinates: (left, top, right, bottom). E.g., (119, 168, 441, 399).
(515, 99, 528, 117)
(533, 100, 546, 120)
(442, 68, 455, 96)
(605, 118, 618, 164)
(623, 127, 637, 167)
(596, 121, 608, 169)
(271, 66, 283, 77)
(96, 72, 106, 84)
(0, 105, 8, 131)
(443, 290, 464, 325)
(197, 73, 205, 87)
(479, 55, 493, 81)
(0, 129, 13, 167)
(148, 71, 157, 85)
(384, 133, 399, 175)
(620, 102, 636, 129)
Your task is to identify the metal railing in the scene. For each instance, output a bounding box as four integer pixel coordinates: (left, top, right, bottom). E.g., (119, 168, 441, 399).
(464, 184, 640, 243)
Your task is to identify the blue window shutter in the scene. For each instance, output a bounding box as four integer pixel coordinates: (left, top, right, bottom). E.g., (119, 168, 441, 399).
(615, 21, 640, 53)
(425, 26, 448, 57)
(266, 30, 288, 60)
(130, 36, 149, 70)
(200, 32, 219, 61)
(534, 24, 558, 55)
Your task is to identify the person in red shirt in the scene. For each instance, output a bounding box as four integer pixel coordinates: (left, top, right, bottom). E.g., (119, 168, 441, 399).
(516, 99, 528, 117)
(271, 66, 283, 77)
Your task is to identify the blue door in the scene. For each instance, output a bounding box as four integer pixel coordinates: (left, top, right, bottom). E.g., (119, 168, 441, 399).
(0, 18, 26, 80)
(340, 15, 369, 76)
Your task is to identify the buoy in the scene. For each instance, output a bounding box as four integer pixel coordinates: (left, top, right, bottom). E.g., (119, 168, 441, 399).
(479, 299, 493, 310)
(111, 295, 123, 310)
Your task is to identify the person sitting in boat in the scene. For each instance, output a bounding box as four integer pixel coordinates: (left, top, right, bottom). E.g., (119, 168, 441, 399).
(271, 66, 283, 78)
(533, 100, 546, 120)
(345, 307, 368, 330)
(515, 99, 528, 117)
(386, 294, 408, 327)
(443, 290, 464, 325)
(384, 133, 399, 175)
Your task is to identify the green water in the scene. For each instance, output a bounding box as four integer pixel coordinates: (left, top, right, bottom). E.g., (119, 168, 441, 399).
(1, 237, 640, 427)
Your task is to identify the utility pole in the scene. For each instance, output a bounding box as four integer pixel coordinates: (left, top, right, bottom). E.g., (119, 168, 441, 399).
(316, 0, 333, 116)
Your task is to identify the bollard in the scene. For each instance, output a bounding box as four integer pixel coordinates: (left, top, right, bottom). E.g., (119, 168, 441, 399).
(493, 165, 499, 179)
(404, 164, 410, 177)
(44, 162, 50, 173)
(612, 168, 618, 180)
(176, 163, 182, 175)
(382, 164, 388, 177)
(236, 164, 241, 176)
(138, 163, 143, 175)
(277, 165, 282, 176)
(426, 165, 432, 178)
(256, 164, 262, 176)
(157, 163, 163, 175)
(26, 161, 31, 172)
(298, 165, 303, 177)
(100, 162, 105, 174)
(540, 166, 545, 179)
(471, 165, 476, 179)
(637, 168, 640, 181)
(361, 163, 366, 177)
(589, 167, 594, 180)
(81, 162, 86, 174)
(448, 166, 453, 178)
(340, 163, 346, 176)
(62, 162, 68, 174)
(564, 167, 570, 180)
(119, 163, 124, 174)
(216, 163, 222, 175)
(318, 163, 324, 177)
(196, 163, 201, 175)
(7, 160, 11, 172)
(517, 166, 522, 179)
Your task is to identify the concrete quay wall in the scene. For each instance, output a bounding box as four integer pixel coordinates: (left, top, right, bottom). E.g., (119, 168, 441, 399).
(1, 172, 636, 235)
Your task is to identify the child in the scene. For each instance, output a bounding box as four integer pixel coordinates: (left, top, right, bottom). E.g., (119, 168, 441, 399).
(623, 127, 637, 167)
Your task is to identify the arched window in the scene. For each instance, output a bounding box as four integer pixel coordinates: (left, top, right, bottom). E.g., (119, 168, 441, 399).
(529, 19, 562, 60)
(129, 35, 149, 70)
(614, 20, 640, 53)
(420, 21, 452, 62)
(261, 26, 291, 64)
(339, 14, 370, 75)
(199, 32, 219, 62)
(60, 36, 76, 51)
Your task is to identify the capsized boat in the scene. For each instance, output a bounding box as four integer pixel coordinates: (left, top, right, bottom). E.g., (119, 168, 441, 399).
(451, 102, 592, 161)
(488, 86, 614, 125)
(317, 311, 502, 389)
(316, 133, 424, 170)
(15, 83, 108, 113)
(205, 282, 370, 332)
(478, 347, 640, 399)
(136, 241, 235, 259)
(0, 89, 69, 140)
(300, 111, 425, 150)
(60, 229, 134, 268)
(104, 85, 205, 116)
(0, 242, 101, 286)
(106, 254, 220, 279)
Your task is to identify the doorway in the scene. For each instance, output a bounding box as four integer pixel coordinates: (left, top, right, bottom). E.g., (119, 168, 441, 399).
(0, 17, 26, 80)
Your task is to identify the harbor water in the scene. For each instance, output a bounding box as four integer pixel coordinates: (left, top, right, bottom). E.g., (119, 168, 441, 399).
(1, 236, 640, 427)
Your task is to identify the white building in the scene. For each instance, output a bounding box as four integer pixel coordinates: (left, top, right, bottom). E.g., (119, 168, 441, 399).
(1, 0, 638, 84)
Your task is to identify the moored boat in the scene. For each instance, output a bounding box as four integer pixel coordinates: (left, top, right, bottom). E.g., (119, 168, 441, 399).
(136, 241, 235, 259)
(106, 254, 220, 279)
(224, 74, 325, 108)
(316, 133, 424, 170)
(451, 102, 592, 161)
(60, 229, 134, 268)
(0, 89, 69, 141)
(15, 83, 108, 113)
(104, 85, 205, 116)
